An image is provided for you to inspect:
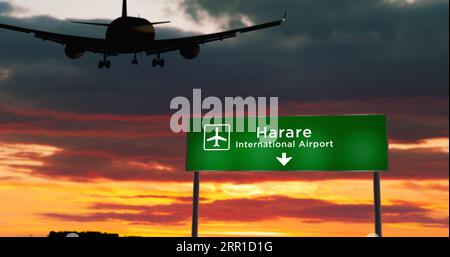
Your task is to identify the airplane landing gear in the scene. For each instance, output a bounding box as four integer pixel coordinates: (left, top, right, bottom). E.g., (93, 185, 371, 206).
(98, 55, 111, 69)
(152, 53, 165, 68)
(131, 53, 138, 65)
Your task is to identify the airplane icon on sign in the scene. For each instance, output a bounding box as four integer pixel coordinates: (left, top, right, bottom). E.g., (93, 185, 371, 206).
(203, 124, 231, 151)
(207, 127, 228, 147)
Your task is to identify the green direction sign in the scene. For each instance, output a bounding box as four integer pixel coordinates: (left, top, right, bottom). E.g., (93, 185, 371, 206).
(186, 115, 389, 171)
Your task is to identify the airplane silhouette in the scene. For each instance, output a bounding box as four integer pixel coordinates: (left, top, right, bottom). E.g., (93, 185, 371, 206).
(207, 127, 228, 147)
(0, 0, 286, 69)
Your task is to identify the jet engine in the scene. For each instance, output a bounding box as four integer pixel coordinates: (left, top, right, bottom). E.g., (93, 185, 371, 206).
(180, 44, 200, 59)
(64, 45, 85, 59)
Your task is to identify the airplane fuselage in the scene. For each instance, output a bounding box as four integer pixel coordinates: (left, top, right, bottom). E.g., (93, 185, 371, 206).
(106, 17, 155, 53)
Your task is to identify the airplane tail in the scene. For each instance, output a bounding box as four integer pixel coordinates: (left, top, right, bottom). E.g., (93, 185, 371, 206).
(121, 0, 169, 24)
(122, 0, 127, 17)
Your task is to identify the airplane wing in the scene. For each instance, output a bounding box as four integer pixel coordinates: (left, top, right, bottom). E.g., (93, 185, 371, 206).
(207, 137, 217, 142)
(0, 12, 286, 57)
(216, 137, 227, 142)
(146, 12, 287, 55)
(207, 136, 227, 142)
(0, 23, 114, 55)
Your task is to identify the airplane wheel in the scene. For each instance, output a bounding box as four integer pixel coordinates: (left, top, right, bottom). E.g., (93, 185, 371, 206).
(98, 61, 104, 69)
(105, 60, 111, 69)
(152, 59, 157, 67)
(159, 59, 165, 67)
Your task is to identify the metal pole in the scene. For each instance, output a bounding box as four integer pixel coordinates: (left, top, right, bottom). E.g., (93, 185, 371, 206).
(373, 172, 382, 237)
(192, 171, 200, 237)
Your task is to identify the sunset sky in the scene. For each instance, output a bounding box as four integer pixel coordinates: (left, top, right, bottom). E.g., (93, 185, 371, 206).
(0, 0, 448, 237)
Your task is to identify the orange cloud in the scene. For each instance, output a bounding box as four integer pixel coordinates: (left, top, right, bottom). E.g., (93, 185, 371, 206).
(40, 196, 448, 228)
(0, 97, 448, 236)
(390, 138, 449, 153)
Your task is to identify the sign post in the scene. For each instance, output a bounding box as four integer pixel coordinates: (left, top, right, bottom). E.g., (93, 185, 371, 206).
(191, 171, 200, 237)
(186, 115, 388, 237)
(373, 172, 382, 237)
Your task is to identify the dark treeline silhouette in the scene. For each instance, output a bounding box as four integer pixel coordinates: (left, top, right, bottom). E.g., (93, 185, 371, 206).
(48, 231, 119, 238)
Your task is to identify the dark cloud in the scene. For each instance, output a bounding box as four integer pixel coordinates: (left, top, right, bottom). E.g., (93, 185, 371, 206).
(8, 145, 448, 183)
(387, 149, 449, 180)
(118, 194, 209, 202)
(281, 97, 449, 142)
(41, 196, 449, 227)
(0, 0, 448, 115)
(181, 0, 449, 97)
(1, 96, 448, 142)
(1, 98, 448, 183)
(0, 2, 447, 184)
(0, 104, 174, 138)
(0, 1, 13, 15)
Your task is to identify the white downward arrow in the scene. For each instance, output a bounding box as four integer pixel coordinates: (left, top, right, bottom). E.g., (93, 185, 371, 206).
(276, 153, 292, 166)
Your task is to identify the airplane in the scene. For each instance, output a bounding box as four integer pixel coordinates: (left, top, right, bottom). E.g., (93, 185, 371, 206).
(0, 0, 286, 69)
(207, 127, 228, 147)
